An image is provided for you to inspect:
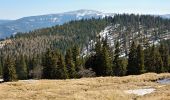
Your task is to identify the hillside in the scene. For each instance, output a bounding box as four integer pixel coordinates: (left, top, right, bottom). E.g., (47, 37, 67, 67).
(0, 18, 111, 57)
(0, 73, 170, 100)
(0, 14, 170, 81)
(1, 14, 170, 59)
(0, 10, 114, 39)
(83, 15, 170, 56)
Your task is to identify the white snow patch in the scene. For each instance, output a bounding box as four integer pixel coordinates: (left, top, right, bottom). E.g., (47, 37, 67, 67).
(124, 88, 155, 96)
(12, 32, 17, 35)
(0, 79, 3, 82)
(157, 78, 170, 84)
(21, 79, 38, 84)
(29, 19, 35, 22)
(51, 17, 59, 22)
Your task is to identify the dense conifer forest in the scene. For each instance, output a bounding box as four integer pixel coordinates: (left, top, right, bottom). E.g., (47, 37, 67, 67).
(0, 14, 170, 81)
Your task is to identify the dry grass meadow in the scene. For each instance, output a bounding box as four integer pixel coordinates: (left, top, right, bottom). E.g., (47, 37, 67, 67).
(0, 73, 170, 100)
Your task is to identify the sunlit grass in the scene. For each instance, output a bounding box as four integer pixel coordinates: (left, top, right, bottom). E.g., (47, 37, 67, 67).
(0, 73, 169, 100)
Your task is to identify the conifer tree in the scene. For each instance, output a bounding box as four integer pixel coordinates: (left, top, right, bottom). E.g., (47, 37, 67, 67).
(159, 43, 169, 72)
(65, 49, 77, 78)
(57, 54, 68, 79)
(50, 50, 59, 79)
(3, 56, 17, 82)
(137, 44, 145, 74)
(127, 41, 138, 75)
(147, 45, 156, 72)
(93, 37, 103, 76)
(102, 46, 113, 76)
(155, 50, 164, 73)
(42, 49, 54, 79)
(113, 41, 126, 76)
(144, 46, 151, 72)
(28, 56, 38, 78)
(16, 55, 28, 80)
(101, 37, 113, 76)
(72, 45, 81, 71)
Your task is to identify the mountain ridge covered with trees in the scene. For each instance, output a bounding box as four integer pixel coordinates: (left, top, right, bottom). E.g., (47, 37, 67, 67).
(0, 14, 170, 81)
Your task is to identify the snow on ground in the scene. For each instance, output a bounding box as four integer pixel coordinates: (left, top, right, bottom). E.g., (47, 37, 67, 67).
(157, 78, 170, 84)
(124, 88, 155, 96)
(0, 79, 3, 82)
(21, 79, 38, 84)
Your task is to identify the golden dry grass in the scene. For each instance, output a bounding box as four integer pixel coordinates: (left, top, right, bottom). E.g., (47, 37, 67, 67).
(0, 73, 170, 100)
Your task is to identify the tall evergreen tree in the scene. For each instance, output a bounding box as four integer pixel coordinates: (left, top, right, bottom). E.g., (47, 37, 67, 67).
(127, 41, 138, 75)
(50, 50, 59, 79)
(65, 49, 77, 78)
(57, 54, 68, 79)
(72, 45, 81, 71)
(28, 56, 38, 78)
(147, 45, 156, 72)
(42, 49, 54, 79)
(3, 56, 17, 82)
(93, 37, 103, 76)
(155, 50, 164, 73)
(101, 37, 113, 76)
(159, 43, 169, 72)
(137, 44, 145, 74)
(144, 46, 151, 72)
(102, 46, 113, 76)
(113, 41, 126, 76)
(15, 55, 28, 80)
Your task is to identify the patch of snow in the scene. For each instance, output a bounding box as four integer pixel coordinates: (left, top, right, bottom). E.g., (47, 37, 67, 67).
(51, 17, 59, 22)
(29, 19, 35, 22)
(157, 78, 170, 84)
(21, 79, 38, 84)
(0, 79, 3, 82)
(12, 32, 17, 35)
(124, 88, 155, 96)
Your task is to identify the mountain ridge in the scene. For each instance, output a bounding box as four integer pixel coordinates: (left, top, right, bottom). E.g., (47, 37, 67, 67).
(0, 9, 170, 39)
(0, 9, 114, 39)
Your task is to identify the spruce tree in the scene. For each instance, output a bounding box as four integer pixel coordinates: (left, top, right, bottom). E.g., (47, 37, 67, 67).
(102, 46, 113, 76)
(101, 37, 113, 76)
(57, 54, 68, 79)
(3, 56, 17, 82)
(127, 41, 138, 75)
(137, 44, 145, 74)
(155, 50, 164, 73)
(72, 45, 81, 71)
(65, 49, 77, 78)
(16, 55, 28, 80)
(50, 51, 59, 79)
(159, 43, 169, 72)
(113, 41, 126, 76)
(147, 45, 156, 72)
(144, 46, 151, 72)
(93, 38, 103, 76)
(42, 49, 54, 79)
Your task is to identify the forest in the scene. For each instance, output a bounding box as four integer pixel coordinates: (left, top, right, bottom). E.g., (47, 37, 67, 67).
(0, 14, 170, 81)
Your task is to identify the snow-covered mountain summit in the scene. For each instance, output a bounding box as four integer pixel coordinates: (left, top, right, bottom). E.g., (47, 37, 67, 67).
(0, 9, 115, 39)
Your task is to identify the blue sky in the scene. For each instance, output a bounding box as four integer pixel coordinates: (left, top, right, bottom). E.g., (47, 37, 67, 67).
(0, 0, 170, 19)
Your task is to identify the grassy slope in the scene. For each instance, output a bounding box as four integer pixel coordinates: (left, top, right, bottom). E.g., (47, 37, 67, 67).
(0, 73, 170, 100)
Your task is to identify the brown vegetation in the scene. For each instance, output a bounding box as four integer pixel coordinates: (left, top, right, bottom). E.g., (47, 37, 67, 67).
(0, 73, 170, 100)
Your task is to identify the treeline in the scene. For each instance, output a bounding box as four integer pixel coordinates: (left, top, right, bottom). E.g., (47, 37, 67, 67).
(2, 37, 170, 82)
(1, 14, 170, 81)
(85, 37, 170, 76)
(2, 45, 96, 81)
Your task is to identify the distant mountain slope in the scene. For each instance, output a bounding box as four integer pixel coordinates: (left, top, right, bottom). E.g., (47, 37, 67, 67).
(1, 14, 170, 59)
(161, 14, 170, 19)
(0, 20, 13, 25)
(0, 9, 114, 39)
